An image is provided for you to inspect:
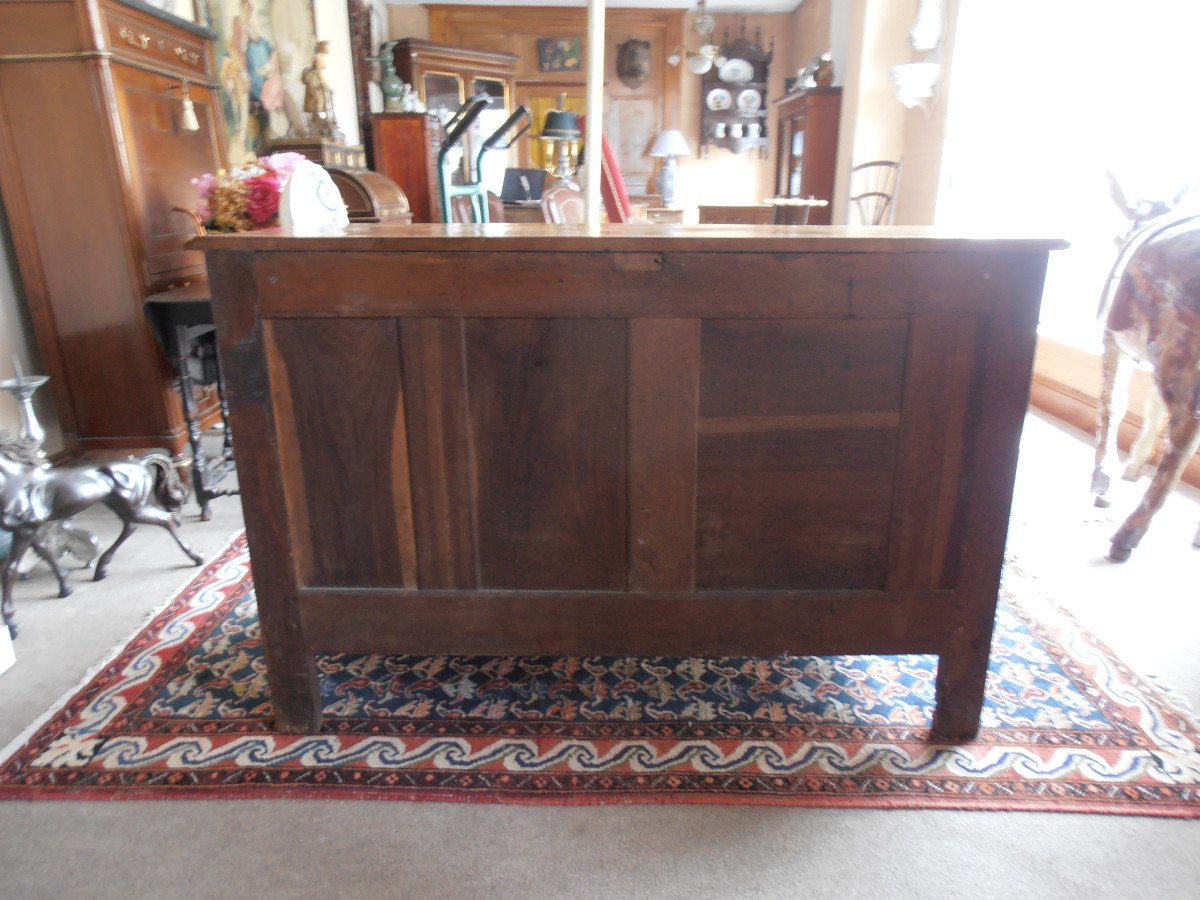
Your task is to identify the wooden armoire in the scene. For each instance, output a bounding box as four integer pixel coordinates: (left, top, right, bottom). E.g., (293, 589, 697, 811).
(0, 0, 225, 457)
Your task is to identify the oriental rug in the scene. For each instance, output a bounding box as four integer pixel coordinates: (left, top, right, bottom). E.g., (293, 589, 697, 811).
(2, 533, 1199, 816)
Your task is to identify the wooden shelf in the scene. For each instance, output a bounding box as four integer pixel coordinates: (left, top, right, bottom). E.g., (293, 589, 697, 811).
(698, 34, 772, 156)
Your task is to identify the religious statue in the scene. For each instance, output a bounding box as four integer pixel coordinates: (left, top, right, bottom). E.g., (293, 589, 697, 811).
(301, 40, 342, 139)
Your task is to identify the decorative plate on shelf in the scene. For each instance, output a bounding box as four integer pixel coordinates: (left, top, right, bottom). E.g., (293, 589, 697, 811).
(718, 58, 754, 84)
(735, 88, 763, 113)
(705, 88, 732, 111)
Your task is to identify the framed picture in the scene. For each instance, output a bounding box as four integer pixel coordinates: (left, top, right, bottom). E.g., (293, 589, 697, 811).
(140, 0, 197, 23)
(536, 37, 582, 73)
(206, 0, 317, 162)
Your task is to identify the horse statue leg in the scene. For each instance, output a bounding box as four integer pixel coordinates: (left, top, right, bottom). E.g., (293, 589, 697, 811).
(94, 507, 202, 582)
(1110, 406, 1200, 561)
(1123, 389, 1167, 481)
(1091, 332, 1128, 507)
(93, 520, 134, 582)
(30, 534, 72, 598)
(2, 529, 35, 639)
(94, 454, 203, 580)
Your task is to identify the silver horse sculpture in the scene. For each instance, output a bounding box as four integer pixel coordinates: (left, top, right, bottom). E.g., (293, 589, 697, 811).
(1091, 175, 1200, 560)
(1, 432, 203, 638)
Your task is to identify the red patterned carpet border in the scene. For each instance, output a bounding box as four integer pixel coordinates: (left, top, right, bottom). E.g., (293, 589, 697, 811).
(1, 533, 1198, 815)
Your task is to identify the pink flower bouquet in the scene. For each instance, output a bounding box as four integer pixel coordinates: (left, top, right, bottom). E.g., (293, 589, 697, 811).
(191, 152, 308, 233)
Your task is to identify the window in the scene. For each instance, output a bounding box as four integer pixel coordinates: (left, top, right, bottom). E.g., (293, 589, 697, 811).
(940, 0, 1200, 350)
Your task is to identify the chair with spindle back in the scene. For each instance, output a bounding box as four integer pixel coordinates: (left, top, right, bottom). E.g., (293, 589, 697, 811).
(849, 160, 901, 225)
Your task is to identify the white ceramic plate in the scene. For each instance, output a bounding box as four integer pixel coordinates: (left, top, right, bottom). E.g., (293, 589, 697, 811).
(718, 58, 754, 84)
(735, 88, 763, 113)
(705, 88, 732, 111)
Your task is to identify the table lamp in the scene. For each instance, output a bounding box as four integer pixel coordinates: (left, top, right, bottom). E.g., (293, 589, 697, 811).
(650, 129, 691, 208)
(541, 94, 582, 183)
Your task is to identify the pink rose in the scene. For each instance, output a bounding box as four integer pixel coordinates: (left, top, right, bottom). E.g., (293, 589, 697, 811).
(263, 152, 307, 179)
(192, 172, 216, 197)
(244, 174, 281, 225)
(192, 172, 216, 220)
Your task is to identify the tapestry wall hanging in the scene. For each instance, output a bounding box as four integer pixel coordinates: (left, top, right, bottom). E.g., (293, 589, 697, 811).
(204, 0, 317, 163)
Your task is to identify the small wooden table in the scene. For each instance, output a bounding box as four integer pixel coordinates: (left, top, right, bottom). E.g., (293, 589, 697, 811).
(196, 225, 1063, 737)
(502, 201, 544, 223)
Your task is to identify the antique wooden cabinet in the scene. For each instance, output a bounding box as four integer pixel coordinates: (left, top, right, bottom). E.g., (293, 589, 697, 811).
(0, 0, 225, 456)
(387, 39, 518, 197)
(773, 87, 841, 225)
(372, 112, 443, 223)
(390, 38, 517, 124)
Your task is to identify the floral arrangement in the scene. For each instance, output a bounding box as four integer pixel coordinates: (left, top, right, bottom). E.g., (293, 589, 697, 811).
(191, 152, 308, 233)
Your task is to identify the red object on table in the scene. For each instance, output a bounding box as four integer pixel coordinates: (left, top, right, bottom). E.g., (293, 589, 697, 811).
(579, 116, 631, 224)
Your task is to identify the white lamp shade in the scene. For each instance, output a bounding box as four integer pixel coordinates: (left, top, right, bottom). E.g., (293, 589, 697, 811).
(650, 129, 691, 158)
(686, 54, 713, 75)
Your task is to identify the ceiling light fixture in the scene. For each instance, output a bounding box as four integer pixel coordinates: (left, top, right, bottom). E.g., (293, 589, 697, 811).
(668, 0, 726, 76)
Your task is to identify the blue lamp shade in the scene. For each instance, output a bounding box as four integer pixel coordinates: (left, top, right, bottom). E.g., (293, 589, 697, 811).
(650, 129, 691, 159)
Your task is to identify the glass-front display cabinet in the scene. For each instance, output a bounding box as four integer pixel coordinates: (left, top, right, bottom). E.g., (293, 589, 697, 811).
(390, 39, 517, 192)
(772, 86, 841, 225)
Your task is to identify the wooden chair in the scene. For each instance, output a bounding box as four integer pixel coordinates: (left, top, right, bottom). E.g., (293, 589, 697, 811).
(448, 191, 505, 224)
(541, 180, 586, 224)
(849, 160, 901, 225)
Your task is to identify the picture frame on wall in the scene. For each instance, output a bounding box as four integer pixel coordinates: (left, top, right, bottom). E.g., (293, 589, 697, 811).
(140, 0, 198, 23)
(536, 37, 582, 73)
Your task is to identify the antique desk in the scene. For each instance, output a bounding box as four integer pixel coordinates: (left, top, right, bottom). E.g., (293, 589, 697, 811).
(196, 224, 1062, 737)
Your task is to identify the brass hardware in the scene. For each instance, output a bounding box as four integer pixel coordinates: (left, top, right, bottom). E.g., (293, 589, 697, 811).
(174, 47, 200, 65)
(118, 27, 151, 50)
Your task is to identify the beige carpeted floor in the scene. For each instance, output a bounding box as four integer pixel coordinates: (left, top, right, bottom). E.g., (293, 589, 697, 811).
(0, 412, 1197, 899)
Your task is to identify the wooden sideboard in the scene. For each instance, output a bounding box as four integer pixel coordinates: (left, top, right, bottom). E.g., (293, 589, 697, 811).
(0, 0, 226, 456)
(198, 225, 1062, 738)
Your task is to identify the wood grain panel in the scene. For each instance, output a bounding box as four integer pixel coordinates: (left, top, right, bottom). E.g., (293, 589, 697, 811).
(929, 255, 1047, 738)
(887, 317, 980, 591)
(465, 318, 628, 589)
(256, 250, 1031, 320)
(629, 319, 700, 591)
(700, 319, 908, 417)
(696, 462, 894, 589)
(299, 587, 958, 657)
(399, 317, 478, 588)
(207, 252, 320, 733)
(695, 319, 904, 589)
(270, 318, 417, 588)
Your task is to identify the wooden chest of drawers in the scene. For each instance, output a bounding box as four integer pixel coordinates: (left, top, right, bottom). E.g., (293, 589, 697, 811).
(0, 0, 225, 456)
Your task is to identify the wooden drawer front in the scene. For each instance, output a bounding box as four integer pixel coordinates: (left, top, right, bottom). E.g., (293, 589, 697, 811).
(114, 65, 222, 287)
(103, 7, 211, 80)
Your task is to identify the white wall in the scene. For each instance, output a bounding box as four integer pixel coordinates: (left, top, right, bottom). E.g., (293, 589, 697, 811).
(0, 212, 62, 452)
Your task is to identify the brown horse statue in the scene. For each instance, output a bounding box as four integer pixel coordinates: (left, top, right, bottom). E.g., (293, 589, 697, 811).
(1, 432, 203, 638)
(1091, 175, 1200, 560)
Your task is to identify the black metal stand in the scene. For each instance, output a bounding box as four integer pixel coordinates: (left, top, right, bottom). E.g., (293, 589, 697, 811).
(144, 282, 239, 521)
